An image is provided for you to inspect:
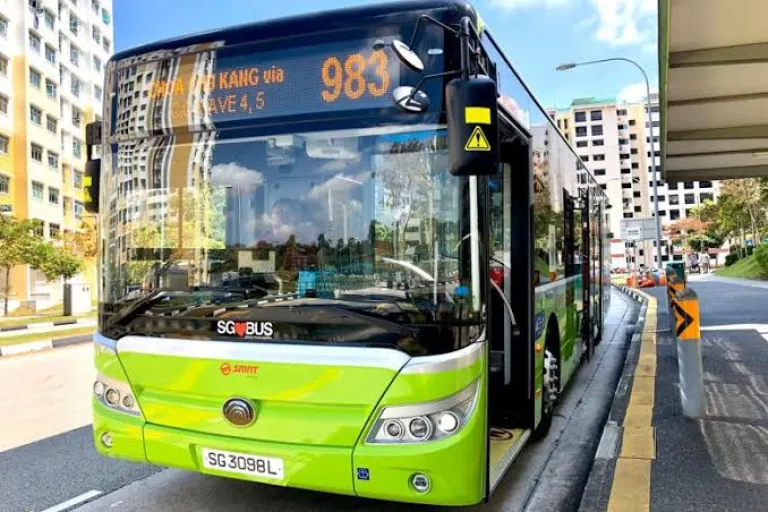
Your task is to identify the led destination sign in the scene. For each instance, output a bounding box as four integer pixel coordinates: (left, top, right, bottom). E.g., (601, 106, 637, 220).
(146, 38, 400, 126)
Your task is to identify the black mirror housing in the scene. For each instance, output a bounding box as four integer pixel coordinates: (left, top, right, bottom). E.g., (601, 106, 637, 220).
(446, 76, 499, 176)
(84, 159, 101, 214)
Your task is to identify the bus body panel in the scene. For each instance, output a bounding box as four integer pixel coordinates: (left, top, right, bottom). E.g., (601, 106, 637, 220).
(114, 338, 408, 447)
(353, 345, 487, 505)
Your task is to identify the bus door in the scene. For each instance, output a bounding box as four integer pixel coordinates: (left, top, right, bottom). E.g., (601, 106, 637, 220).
(580, 189, 593, 360)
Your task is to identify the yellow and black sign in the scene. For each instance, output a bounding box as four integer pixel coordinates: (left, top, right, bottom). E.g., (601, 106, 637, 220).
(672, 296, 700, 340)
(465, 126, 491, 152)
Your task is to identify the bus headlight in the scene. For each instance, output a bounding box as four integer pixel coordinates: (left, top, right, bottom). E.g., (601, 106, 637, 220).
(93, 374, 143, 418)
(367, 380, 479, 444)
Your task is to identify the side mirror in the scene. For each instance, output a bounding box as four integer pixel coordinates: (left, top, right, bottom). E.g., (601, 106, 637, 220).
(446, 76, 499, 176)
(84, 122, 102, 214)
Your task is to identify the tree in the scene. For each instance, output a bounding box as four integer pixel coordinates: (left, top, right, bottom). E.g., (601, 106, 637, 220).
(720, 179, 766, 245)
(0, 217, 44, 316)
(35, 245, 84, 284)
(62, 221, 98, 259)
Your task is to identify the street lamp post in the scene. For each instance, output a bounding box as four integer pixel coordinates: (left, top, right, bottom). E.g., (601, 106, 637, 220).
(557, 58, 663, 270)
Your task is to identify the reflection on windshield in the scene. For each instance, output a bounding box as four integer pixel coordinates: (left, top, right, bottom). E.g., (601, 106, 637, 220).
(100, 125, 482, 353)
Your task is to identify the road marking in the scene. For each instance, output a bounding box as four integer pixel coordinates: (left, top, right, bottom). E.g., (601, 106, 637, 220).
(608, 459, 651, 512)
(40, 490, 102, 512)
(609, 289, 658, 511)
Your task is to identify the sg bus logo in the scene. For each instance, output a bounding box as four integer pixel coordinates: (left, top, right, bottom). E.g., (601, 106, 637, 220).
(217, 321, 274, 339)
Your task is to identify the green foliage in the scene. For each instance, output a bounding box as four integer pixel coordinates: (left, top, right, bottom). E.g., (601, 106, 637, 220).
(725, 253, 740, 267)
(37, 249, 84, 283)
(754, 244, 768, 278)
(719, 252, 766, 280)
(0, 217, 44, 315)
(688, 234, 723, 253)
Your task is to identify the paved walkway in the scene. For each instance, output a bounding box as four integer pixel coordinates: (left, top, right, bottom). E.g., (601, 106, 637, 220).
(0, 318, 96, 338)
(585, 279, 768, 511)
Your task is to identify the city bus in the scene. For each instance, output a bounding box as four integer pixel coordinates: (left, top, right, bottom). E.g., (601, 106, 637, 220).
(84, 0, 610, 505)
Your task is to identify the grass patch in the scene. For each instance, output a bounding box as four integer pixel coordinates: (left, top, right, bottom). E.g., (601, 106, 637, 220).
(0, 326, 95, 347)
(0, 313, 96, 328)
(717, 255, 767, 280)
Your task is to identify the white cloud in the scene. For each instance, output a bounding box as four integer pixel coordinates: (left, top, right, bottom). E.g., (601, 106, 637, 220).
(591, 0, 656, 47)
(490, 0, 574, 10)
(210, 162, 264, 187)
(617, 81, 658, 104)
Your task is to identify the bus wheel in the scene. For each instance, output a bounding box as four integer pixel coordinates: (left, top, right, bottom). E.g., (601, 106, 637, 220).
(534, 345, 559, 438)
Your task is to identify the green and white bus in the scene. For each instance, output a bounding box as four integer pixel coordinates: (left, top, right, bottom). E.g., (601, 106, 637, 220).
(85, 0, 610, 505)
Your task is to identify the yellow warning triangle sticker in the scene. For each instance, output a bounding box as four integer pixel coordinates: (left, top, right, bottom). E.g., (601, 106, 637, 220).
(465, 126, 491, 152)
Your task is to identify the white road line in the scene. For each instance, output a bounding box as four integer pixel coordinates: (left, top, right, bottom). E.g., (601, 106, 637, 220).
(40, 490, 103, 512)
(700, 324, 768, 343)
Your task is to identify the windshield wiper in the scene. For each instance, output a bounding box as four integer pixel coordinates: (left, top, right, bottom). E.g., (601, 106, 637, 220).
(110, 290, 171, 327)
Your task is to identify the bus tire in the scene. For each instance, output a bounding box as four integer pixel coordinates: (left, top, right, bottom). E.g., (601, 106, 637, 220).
(534, 322, 559, 439)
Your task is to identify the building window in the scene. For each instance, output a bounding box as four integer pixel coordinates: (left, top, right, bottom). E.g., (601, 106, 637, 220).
(72, 138, 82, 158)
(631, 162, 639, 169)
(49, 187, 60, 204)
(71, 76, 81, 97)
(593, 154, 606, 161)
(0, 55, 7, 76)
(618, 138, 628, 145)
(576, 140, 588, 147)
(102, 8, 111, 25)
(46, 115, 58, 133)
(685, 193, 696, 204)
(47, 151, 59, 169)
(590, 110, 602, 121)
(46, 79, 57, 99)
(593, 139, 604, 146)
(633, 191, 642, 198)
(630, 134, 637, 140)
(94, 85, 102, 101)
(668, 182, 678, 190)
(574, 111, 586, 123)
(49, 223, 60, 239)
(622, 183, 632, 189)
(93, 56, 101, 72)
(70, 46, 80, 67)
(668, 195, 679, 205)
(69, 13, 80, 36)
(617, 124, 627, 130)
(32, 181, 44, 200)
(0, 15, 7, 38)
(72, 107, 82, 128)
(647, 105, 660, 113)
(92, 0, 101, 13)
(617, 109, 627, 116)
(0, 135, 8, 155)
(0, 174, 8, 194)
(575, 126, 587, 137)
(0, 94, 7, 115)
(591, 125, 604, 136)
(658, 210, 667, 217)
(595, 169, 606, 176)
(29, 68, 42, 89)
(29, 31, 42, 52)
(74, 170, 83, 188)
(102, 37, 111, 53)
(646, 120, 661, 127)
(621, 168, 631, 175)
(619, 153, 630, 160)
(634, 206, 642, 212)
(74, 200, 83, 218)
(700, 192, 714, 202)
(563, 119, 568, 129)
(45, 44, 57, 64)
(92, 26, 101, 43)
(31, 143, 44, 162)
(581, 155, 589, 162)
(669, 210, 680, 220)
(655, 195, 666, 202)
(684, 181, 694, 189)
(623, 213, 633, 219)
(30, 105, 43, 125)
(44, 9, 56, 29)
(699, 180, 713, 188)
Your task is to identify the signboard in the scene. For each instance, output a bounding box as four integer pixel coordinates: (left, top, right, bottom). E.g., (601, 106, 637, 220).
(620, 218, 656, 242)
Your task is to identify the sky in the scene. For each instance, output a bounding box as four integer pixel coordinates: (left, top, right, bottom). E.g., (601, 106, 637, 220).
(114, 0, 659, 109)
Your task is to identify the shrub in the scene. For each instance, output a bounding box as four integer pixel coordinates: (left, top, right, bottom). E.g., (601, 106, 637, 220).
(725, 253, 740, 267)
(754, 244, 768, 277)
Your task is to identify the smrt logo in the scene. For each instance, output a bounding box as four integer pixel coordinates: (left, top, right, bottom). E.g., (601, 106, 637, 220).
(217, 321, 273, 338)
(220, 362, 259, 376)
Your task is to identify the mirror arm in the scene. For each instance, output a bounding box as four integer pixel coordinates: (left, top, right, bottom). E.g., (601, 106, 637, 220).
(407, 69, 462, 103)
(408, 14, 460, 49)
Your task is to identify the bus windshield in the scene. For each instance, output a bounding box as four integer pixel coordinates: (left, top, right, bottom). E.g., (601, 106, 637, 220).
(100, 125, 483, 354)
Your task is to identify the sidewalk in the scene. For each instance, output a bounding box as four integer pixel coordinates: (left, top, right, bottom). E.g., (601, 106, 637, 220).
(0, 317, 96, 337)
(581, 282, 768, 511)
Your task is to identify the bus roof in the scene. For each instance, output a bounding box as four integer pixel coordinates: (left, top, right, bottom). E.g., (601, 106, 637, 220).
(111, 0, 478, 63)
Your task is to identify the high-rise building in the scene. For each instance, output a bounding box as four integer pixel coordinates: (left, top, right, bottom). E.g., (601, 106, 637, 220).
(0, 0, 113, 311)
(551, 95, 719, 271)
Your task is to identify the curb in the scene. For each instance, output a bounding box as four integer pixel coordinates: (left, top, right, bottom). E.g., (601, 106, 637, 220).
(0, 332, 94, 357)
(579, 284, 650, 511)
(0, 317, 88, 333)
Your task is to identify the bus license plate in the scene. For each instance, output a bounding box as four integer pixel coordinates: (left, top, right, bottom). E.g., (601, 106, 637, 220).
(201, 448, 284, 480)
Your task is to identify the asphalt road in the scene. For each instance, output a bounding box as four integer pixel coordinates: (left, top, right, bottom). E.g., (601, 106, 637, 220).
(648, 274, 768, 511)
(0, 290, 636, 512)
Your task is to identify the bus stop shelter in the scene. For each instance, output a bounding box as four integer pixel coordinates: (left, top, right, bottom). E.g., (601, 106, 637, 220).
(658, 0, 768, 182)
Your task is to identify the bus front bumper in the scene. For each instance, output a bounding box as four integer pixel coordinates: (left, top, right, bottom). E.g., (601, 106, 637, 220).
(93, 400, 486, 506)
